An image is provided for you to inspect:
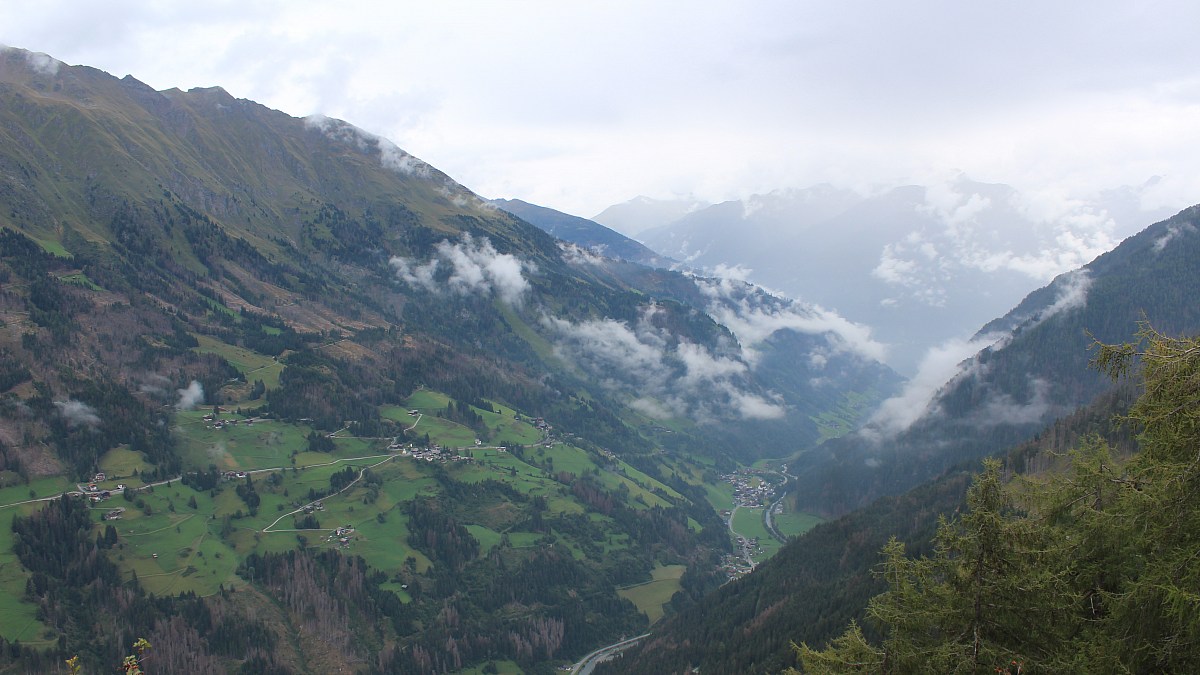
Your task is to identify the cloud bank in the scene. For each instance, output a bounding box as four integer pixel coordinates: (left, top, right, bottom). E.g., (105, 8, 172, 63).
(694, 269, 887, 365)
(864, 263, 1095, 437)
(391, 234, 534, 306)
(863, 332, 1007, 437)
(542, 304, 784, 422)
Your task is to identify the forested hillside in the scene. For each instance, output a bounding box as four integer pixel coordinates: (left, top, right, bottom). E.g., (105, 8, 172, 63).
(800, 327, 1200, 673)
(601, 380, 1138, 674)
(608, 206, 1200, 674)
(0, 48, 900, 673)
(791, 205, 1200, 517)
(490, 198, 670, 268)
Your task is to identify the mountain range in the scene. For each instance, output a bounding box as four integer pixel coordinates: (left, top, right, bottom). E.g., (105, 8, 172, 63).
(0, 46, 898, 673)
(600, 204, 1200, 674)
(600, 182, 1175, 374)
(0, 44, 1198, 675)
(489, 198, 671, 268)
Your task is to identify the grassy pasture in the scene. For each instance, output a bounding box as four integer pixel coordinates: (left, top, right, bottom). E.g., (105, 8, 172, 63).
(732, 507, 784, 560)
(34, 237, 70, 257)
(466, 524, 504, 553)
(0, 504, 52, 646)
(59, 272, 103, 291)
(98, 446, 153, 479)
(174, 412, 384, 472)
(0, 376, 752, 648)
(0, 476, 73, 506)
(391, 391, 543, 447)
(349, 512, 432, 573)
(618, 564, 687, 624)
(774, 511, 823, 538)
(193, 334, 284, 390)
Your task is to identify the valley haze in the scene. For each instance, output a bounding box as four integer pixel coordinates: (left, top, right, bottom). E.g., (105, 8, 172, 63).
(0, 2, 1199, 671)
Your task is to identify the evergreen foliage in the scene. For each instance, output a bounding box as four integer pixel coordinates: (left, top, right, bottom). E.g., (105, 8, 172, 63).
(797, 326, 1200, 673)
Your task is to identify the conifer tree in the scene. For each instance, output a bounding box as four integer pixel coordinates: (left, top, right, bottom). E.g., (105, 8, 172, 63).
(796, 325, 1200, 673)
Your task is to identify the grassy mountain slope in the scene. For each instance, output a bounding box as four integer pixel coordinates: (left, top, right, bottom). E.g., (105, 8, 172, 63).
(0, 48, 898, 673)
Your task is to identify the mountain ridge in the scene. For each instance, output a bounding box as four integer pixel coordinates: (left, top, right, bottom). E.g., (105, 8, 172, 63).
(0, 47, 900, 673)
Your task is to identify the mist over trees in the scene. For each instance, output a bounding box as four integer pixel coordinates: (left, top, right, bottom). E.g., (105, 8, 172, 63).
(799, 326, 1200, 673)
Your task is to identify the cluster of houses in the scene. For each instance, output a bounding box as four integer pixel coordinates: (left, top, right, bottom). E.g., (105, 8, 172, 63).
(82, 473, 129, 503)
(722, 470, 777, 508)
(221, 470, 250, 480)
(326, 525, 355, 548)
(393, 444, 475, 464)
(720, 551, 757, 580)
(201, 413, 260, 430)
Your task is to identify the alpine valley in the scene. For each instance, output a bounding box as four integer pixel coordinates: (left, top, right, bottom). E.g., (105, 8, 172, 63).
(0, 48, 899, 673)
(1, 46, 1199, 675)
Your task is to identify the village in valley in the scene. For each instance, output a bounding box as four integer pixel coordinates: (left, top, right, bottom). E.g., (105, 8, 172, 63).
(718, 468, 786, 580)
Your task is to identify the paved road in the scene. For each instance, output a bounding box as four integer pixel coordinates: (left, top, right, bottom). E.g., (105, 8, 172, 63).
(571, 633, 651, 674)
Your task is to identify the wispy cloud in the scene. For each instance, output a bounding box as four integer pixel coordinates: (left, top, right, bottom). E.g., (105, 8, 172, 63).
(390, 234, 535, 306)
(1153, 221, 1196, 252)
(864, 332, 1006, 437)
(541, 303, 784, 421)
(54, 400, 100, 428)
(138, 373, 172, 396)
(305, 114, 432, 177)
(873, 181, 1121, 310)
(863, 265, 1091, 438)
(558, 241, 609, 267)
(1039, 269, 1092, 319)
(21, 48, 60, 76)
(694, 269, 888, 365)
(969, 377, 1052, 428)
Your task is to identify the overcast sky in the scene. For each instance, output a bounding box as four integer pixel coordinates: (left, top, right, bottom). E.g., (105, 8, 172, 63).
(3, 0, 1199, 217)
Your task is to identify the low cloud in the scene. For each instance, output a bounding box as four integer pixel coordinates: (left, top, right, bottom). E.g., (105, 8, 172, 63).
(176, 380, 205, 410)
(1040, 269, 1092, 319)
(138, 373, 172, 396)
(24, 50, 61, 76)
(305, 114, 432, 177)
(863, 264, 1092, 438)
(2, 47, 61, 76)
(969, 378, 1052, 428)
(559, 241, 609, 267)
(391, 234, 534, 306)
(864, 332, 1006, 437)
(55, 400, 101, 428)
(542, 303, 784, 421)
(872, 245, 919, 286)
(875, 181, 1122, 309)
(919, 183, 991, 229)
(1000, 268, 1093, 331)
(1153, 221, 1196, 252)
(695, 271, 887, 365)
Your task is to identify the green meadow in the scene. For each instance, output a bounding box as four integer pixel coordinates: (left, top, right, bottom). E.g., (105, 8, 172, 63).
(732, 507, 784, 561)
(0, 383, 748, 644)
(618, 564, 687, 624)
(774, 511, 823, 538)
(0, 504, 52, 646)
(193, 334, 284, 390)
